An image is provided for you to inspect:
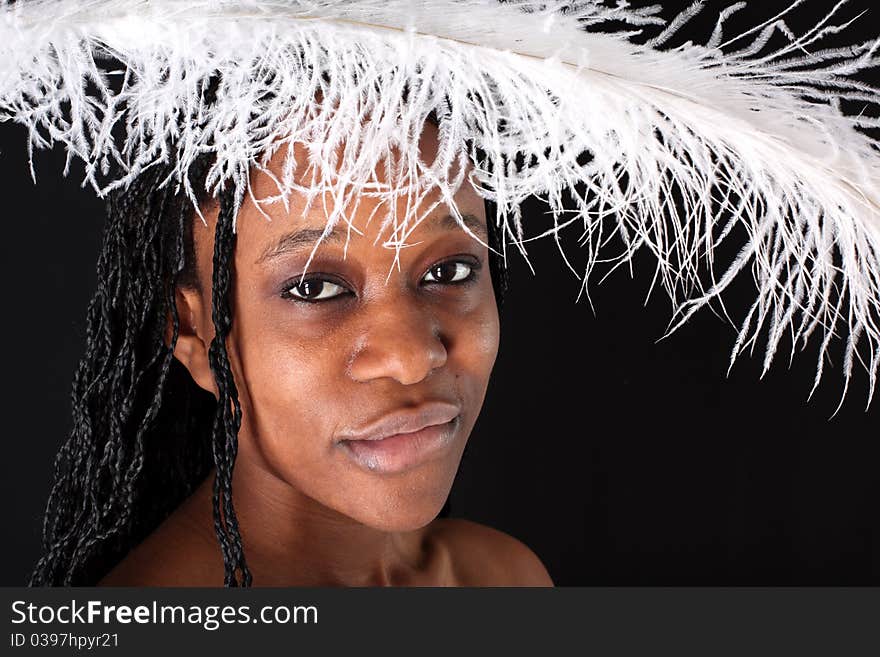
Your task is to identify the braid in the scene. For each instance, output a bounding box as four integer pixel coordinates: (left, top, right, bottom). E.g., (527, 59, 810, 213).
(207, 186, 252, 587)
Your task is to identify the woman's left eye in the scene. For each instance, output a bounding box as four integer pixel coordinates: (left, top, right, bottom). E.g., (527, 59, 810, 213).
(422, 260, 476, 285)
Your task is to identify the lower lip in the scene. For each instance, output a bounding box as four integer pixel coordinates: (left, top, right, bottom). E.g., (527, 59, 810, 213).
(339, 417, 460, 474)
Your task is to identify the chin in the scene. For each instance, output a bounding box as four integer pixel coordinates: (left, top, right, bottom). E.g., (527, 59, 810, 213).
(358, 506, 446, 533)
(327, 423, 468, 531)
(348, 481, 453, 533)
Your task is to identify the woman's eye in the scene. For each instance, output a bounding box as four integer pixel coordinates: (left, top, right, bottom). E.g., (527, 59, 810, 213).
(283, 278, 349, 302)
(422, 261, 475, 285)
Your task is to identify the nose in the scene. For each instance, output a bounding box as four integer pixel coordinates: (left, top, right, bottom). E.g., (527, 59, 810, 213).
(348, 295, 448, 385)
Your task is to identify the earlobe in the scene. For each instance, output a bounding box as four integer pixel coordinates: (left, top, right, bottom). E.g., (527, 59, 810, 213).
(169, 287, 219, 398)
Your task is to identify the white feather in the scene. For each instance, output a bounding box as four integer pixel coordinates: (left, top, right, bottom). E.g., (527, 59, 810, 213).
(1, 0, 879, 409)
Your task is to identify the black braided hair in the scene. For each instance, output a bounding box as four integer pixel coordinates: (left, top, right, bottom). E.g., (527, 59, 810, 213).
(29, 121, 510, 589)
(206, 185, 252, 586)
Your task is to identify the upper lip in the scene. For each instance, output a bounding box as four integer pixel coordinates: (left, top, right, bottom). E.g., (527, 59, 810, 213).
(338, 401, 461, 442)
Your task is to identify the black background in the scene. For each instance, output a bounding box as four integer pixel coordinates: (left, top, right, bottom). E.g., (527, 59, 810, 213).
(2, 0, 878, 586)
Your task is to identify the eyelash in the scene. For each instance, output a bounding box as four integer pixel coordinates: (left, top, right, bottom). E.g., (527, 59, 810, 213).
(280, 257, 482, 304)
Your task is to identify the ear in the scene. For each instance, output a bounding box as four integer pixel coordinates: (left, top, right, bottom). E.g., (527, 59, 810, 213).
(168, 286, 219, 398)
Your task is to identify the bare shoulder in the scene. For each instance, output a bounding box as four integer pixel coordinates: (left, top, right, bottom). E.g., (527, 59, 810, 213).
(428, 518, 554, 587)
(98, 506, 222, 587)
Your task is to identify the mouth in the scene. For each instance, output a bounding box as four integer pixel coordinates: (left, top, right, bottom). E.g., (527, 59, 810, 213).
(338, 415, 461, 474)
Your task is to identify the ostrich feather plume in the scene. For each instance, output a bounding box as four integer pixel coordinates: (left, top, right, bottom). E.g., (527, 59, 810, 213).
(1, 0, 879, 409)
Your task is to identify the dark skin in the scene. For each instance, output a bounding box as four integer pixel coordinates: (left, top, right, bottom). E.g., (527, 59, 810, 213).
(100, 123, 553, 586)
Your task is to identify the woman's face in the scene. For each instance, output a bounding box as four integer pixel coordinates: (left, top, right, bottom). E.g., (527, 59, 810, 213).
(178, 123, 500, 532)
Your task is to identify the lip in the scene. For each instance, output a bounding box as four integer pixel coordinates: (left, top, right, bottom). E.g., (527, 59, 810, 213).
(337, 402, 461, 474)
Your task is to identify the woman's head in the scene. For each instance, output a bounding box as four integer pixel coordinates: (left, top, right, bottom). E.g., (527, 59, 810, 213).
(30, 108, 509, 586)
(174, 120, 500, 530)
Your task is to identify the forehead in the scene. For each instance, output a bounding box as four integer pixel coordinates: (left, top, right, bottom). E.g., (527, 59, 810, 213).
(230, 122, 485, 256)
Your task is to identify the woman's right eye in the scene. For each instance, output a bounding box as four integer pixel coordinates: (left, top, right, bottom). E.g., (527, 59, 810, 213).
(282, 278, 350, 303)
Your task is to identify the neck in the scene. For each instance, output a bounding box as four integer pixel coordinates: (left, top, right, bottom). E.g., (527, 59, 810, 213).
(185, 456, 427, 586)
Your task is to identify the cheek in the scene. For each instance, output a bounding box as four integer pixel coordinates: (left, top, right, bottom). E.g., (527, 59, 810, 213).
(229, 306, 354, 470)
(455, 309, 499, 379)
(445, 292, 500, 426)
(453, 282, 501, 373)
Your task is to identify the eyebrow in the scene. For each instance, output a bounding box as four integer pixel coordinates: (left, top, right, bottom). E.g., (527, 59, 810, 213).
(255, 212, 489, 265)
